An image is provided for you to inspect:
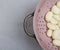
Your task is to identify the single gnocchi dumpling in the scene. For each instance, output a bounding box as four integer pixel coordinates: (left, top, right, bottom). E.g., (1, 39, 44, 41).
(53, 14, 60, 21)
(57, 1, 60, 8)
(46, 11, 53, 22)
(47, 29, 53, 37)
(53, 40, 60, 46)
(52, 29, 60, 40)
(47, 23, 59, 30)
(52, 5, 60, 15)
(50, 17, 58, 24)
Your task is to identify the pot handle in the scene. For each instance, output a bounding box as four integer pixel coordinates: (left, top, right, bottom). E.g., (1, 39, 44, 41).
(23, 12, 36, 39)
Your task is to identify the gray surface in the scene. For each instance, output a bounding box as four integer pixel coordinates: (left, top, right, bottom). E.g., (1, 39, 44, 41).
(0, 0, 42, 50)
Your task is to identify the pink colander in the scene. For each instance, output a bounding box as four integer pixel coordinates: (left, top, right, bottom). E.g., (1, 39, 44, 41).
(33, 0, 60, 50)
(23, 0, 60, 50)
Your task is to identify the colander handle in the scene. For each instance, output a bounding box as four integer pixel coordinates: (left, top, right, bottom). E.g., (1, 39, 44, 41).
(23, 12, 36, 39)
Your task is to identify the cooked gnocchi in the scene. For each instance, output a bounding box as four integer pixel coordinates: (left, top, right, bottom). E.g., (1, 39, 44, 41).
(52, 5, 60, 15)
(53, 40, 60, 46)
(57, 1, 60, 8)
(47, 23, 59, 30)
(53, 14, 60, 21)
(58, 22, 60, 28)
(52, 29, 60, 40)
(46, 11, 53, 22)
(45, 1, 60, 46)
(47, 29, 53, 37)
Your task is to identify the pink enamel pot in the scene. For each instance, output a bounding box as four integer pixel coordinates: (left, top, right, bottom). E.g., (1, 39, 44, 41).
(23, 0, 60, 50)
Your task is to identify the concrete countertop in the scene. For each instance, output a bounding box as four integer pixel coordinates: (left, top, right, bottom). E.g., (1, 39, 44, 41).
(0, 0, 42, 50)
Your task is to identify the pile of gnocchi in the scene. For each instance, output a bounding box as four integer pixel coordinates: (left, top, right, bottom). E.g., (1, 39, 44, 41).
(46, 1, 60, 46)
